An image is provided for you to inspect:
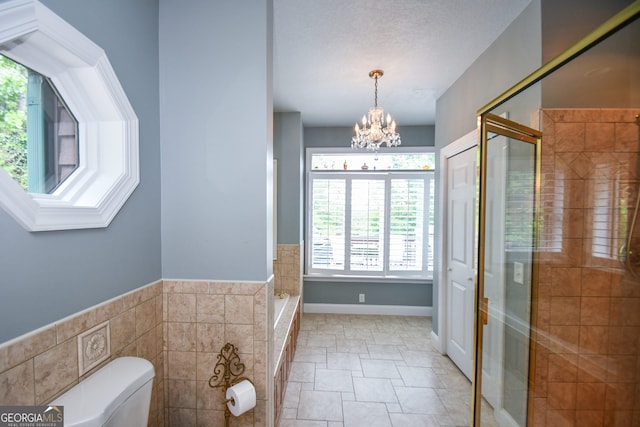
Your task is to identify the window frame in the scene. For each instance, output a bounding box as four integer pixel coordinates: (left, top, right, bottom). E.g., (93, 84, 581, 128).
(0, 0, 139, 231)
(305, 147, 434, 280)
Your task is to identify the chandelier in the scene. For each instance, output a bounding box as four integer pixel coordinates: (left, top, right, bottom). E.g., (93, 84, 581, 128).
(351, 69, 401, 151)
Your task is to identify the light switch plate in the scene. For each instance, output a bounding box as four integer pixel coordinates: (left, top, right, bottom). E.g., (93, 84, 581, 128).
(514, 261, 524, 285)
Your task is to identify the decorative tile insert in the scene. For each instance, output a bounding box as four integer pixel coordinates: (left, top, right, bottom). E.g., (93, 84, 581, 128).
(77, 321, 110, 376)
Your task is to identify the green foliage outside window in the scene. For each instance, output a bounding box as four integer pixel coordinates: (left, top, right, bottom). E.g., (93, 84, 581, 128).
(0, 55, 28, 190)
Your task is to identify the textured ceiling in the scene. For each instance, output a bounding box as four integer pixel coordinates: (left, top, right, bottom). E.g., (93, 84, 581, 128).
(273, 0, 532, 126)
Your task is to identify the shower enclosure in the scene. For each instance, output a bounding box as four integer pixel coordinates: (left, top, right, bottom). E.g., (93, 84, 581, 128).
(472, 3, 640, 426)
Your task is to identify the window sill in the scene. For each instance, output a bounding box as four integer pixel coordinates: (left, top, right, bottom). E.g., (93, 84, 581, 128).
(304, 274, 431, 284)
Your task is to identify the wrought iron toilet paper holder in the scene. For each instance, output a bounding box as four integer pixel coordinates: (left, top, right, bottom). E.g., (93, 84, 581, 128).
(208, 342, 254, 427)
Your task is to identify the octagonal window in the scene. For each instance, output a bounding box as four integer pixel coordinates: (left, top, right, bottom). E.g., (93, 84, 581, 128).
(0, 0, 139, 231)
(0, 54, 79, 194)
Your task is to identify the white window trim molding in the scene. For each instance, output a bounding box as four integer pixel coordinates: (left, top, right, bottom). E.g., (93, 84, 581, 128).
(0, 0, 139, 231)
(305, 146, 436, 279)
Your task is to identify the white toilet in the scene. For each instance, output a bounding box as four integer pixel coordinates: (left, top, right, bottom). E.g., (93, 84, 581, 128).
(50, 356, 155, 427)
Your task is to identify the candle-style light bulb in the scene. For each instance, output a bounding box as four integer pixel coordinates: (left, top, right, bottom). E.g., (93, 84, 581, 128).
(362, 115, 367, 127)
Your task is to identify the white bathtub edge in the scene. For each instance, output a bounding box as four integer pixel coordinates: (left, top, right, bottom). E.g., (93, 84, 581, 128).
(274, 295, 289, 328)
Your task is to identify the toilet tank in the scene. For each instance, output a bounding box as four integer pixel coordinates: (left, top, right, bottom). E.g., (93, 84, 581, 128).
(50, 357, 155, 427)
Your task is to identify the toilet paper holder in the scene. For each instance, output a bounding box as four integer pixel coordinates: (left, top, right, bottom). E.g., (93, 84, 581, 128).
(208, 342, 254, 426)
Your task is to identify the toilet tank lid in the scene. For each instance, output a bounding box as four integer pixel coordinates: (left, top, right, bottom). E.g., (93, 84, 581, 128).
(50, 357, 155, 426)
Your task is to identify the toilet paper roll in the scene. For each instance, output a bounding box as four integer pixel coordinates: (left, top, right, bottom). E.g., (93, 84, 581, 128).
(226, 379, 256, 417)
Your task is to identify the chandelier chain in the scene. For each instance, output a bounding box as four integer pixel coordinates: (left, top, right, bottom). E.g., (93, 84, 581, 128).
(374, 75, 378, 108)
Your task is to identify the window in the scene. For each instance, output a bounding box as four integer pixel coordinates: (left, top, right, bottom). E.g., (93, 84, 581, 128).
(306, 149, 435, 279)
(0, 0, 139, 231)
(0, 55, 79, 194)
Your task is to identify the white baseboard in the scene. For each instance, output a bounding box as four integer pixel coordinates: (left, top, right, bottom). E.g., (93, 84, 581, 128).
(303, 303, 431, 317)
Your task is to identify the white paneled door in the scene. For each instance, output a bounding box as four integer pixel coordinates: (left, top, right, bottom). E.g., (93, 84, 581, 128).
(446, 146, 477, 380)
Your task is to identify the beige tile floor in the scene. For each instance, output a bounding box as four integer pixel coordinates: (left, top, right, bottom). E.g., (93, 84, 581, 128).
(277, 313, 474, 427)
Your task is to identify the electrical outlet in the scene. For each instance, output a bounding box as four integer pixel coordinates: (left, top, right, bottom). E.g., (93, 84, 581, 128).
(359, 293, 365, 303)
(514, 261, 524, 285)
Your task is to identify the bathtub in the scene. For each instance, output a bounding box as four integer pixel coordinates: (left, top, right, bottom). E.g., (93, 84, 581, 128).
(274, 293, 289, 328)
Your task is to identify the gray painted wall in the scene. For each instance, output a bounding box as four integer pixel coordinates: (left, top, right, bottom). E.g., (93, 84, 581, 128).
(541, 0, 639, 110)
(434, 1, 543, 148)
(433, 0, 543, 335)
(159, 0, 274, 280)
(304, 125, 435, 149)
(0, 0, 623, 345)
(541, 0, 635, 63)
(0, 0, 162, 343)
(305, 281, 431, 306)
(431, 0, 632, 337)
(274, 113, 304, 244)
(302, 125, 435, 306)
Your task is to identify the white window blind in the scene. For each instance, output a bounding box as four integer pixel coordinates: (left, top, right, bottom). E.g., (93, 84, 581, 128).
(307, 157, 434, 279)
(311, 178, 345, 269)
(389, 178, 425, 271)
(351, 179, 386, 272)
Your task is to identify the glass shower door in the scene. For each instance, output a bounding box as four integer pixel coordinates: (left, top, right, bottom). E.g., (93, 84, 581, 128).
(473, 113, 541, 426)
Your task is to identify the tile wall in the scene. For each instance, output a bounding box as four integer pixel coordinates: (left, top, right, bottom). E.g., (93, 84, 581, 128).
(533, 109, 640, 427)
(273, 244, 303, 297)
(0, 277, 275, 427)
(163, 279, 273, 427)
(0, 280, 165, 426)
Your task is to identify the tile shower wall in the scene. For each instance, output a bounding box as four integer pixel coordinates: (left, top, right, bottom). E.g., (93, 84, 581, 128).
(273, 244, 303, 296)
(163, 279, 273, 427)
(0, 281, 165, 427)
(533, 109, 640, 427)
